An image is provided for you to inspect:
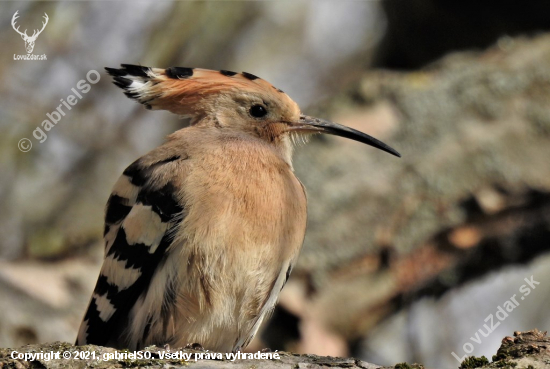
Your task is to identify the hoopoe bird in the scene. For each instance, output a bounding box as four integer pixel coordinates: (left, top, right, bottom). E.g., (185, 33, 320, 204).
(76, 64, 400, 352)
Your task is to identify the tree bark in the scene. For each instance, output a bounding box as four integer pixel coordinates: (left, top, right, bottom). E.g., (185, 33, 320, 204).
(285, 33, 550, 346)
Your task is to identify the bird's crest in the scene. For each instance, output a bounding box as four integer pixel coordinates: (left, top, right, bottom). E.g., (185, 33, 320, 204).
(105, 64, 290, 121)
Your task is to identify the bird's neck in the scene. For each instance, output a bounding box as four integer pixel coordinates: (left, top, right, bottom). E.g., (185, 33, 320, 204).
(200, 126, 296, 170)
(271, 134, 294, 170)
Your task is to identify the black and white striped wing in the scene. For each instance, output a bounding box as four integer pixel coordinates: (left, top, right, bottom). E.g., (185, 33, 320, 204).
(76, 157, 184, 348)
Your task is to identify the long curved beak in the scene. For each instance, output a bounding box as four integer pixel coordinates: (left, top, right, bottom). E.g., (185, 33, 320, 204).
(290, 115, 401, 157)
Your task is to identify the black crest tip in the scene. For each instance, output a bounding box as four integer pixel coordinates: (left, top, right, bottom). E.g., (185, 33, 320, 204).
(105, 67, 127, 77)
(120, 64, 150, 78)
(165, 67, 194, 79)
(112, 76, 132, 89)
(124, 91, 139, 99)
(220, 70, 237, 77)
(242, 71, 260, 80)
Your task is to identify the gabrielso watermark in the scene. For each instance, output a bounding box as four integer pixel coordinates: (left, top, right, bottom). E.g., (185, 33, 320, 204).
(17, 70, 100, 152)
(451, 275, 540, 363)
(12, 11, 48, 60)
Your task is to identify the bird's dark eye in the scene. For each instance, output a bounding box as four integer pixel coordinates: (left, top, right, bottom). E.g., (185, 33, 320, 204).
(249, 104, 268, 118)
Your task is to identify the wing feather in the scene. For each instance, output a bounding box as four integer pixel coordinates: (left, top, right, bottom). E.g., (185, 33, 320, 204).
(76, 156, 185, 348)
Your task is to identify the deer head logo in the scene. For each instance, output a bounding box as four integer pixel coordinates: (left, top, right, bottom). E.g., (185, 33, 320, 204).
(12, 11, 49, 54)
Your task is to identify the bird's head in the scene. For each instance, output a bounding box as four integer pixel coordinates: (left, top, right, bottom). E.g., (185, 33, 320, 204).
(106, 65, 400, 161)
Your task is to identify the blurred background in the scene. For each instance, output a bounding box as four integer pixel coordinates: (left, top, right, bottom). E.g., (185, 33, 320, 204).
(1, 1, 550, 368)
